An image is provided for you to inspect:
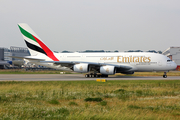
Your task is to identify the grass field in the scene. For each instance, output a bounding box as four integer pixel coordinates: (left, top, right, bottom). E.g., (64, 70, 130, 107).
(0, 80, 180, 119)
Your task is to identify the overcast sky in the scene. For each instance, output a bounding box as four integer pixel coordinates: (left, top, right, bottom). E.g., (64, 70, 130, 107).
(0, 0, 180, 52)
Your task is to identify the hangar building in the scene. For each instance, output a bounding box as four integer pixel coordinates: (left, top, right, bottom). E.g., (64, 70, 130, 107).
(0, 46, 30, 68)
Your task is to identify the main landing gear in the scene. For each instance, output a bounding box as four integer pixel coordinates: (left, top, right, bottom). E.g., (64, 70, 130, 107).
(163, 72, 167, 78)
(85, 73, 108, 78)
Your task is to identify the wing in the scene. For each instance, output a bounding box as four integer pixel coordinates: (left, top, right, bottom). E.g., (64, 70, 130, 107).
(40, 61, 132, 71)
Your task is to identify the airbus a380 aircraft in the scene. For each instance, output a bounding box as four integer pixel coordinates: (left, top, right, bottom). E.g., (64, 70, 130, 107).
(15, 23, 177, 78)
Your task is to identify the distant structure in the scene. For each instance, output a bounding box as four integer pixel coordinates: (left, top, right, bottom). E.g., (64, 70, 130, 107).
(61, 50, 119, 53)
(10, 46, 30, 60)
(125, 50, 162, 54)
(162, 47, 180, 70)
(79, 50, 105, 53)
(77, 50, 119, 53)
(0, 48, 4, 61)
(61, 50, 73, 53)
(125, 50, 143, 52)
(0, 46, 30, 69)
(0, 48, 5, 69)
(0, 46, 55, 70)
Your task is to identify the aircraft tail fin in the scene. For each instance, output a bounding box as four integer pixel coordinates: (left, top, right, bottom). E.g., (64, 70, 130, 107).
(18, 23, 59, 61)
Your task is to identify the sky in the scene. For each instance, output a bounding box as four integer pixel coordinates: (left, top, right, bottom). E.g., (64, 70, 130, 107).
(0, 0, 180, 52)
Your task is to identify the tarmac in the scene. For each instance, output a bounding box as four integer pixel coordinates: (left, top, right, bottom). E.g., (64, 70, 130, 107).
(0, 74, 179, 81)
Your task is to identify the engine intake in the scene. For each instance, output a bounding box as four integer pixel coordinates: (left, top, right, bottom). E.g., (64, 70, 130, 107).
(73, 63, 89, 73)
(100, 66, 116, 75)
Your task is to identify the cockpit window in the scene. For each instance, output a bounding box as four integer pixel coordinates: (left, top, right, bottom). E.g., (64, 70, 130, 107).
(167, 60, 172, 62)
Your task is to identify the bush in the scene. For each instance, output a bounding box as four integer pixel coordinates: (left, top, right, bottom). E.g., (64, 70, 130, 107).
(84, 97, 103, 102)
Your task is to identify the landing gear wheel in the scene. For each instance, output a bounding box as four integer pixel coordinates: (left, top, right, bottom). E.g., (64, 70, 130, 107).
(163, 72, 167, 78)
(85, 73, 109, 78)
(163, 75, 167, 78)
(85, 74, 89, 78)
(90, 74, 93, 77)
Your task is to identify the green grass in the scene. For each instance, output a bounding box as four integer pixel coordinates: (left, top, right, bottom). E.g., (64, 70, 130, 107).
(0, 80, 180, 119)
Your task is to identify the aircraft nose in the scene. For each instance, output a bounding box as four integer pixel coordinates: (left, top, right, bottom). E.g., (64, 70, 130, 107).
(172, 62, 177, 70)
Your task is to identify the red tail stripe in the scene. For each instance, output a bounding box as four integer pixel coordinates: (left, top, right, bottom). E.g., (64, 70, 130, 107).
(32, 35, 59, 61)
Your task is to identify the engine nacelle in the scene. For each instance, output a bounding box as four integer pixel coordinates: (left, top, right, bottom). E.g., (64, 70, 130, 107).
(100, 66, 116, 75)
(120, 71, 134, 74)
(73, 64, 89, 73)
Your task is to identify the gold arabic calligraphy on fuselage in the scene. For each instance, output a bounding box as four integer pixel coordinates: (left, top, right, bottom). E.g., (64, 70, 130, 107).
(100, 56, 151, 63)
(100, 57, 114, 60)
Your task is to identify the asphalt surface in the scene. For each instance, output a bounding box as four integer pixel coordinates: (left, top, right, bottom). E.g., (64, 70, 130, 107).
(0, 74, 179, 81)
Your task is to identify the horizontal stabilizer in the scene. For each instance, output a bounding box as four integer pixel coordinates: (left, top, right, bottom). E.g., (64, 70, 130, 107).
(7, 56, 45, 61)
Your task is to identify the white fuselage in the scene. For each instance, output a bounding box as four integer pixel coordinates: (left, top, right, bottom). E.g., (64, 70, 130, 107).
(34, 52, 177, 72)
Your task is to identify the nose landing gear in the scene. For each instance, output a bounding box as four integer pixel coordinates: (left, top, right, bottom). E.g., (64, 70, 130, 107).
(163, 72, 167, 78)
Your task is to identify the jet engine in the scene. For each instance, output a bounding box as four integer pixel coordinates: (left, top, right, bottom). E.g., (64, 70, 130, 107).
(73, 63, 89, 73)
(100, 66, 116, 75)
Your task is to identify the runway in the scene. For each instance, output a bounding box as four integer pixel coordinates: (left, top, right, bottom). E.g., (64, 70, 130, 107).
(0, 74, 179, 81)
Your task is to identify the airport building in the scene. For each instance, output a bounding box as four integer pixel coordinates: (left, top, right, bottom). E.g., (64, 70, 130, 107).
(0, 46, 30, 68)
(0, 46, 52, 70)
(162, 47, 180, 70)
(10, 46, 30, 60)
